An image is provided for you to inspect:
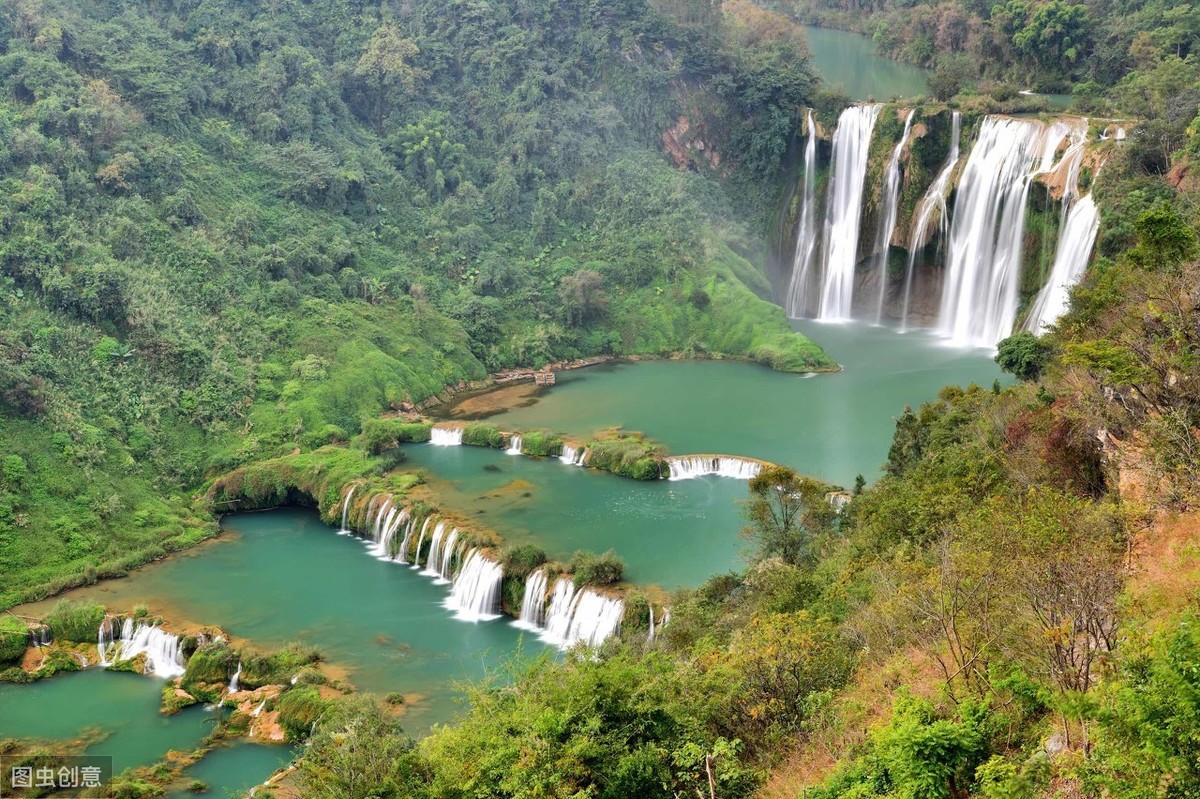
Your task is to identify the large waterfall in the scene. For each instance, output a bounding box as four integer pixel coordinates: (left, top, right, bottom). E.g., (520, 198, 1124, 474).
(817, 104, 882, 321)
(430, 425, 463, 446)
(540, 578, 577, 645)
(1023, 195, 1099, 333)
(99, 618, 187, 678)
(1024, 129, 1099, 333)
(514, 568, 549, 631)
(902, 111, 962, 329)
(938, 117, 1074, 347)
(780, 105, 1104, 344)
(872, 109, 915, 323)
(666, 455, 763, 481)
(785, 109, 820, 318)
(444, 549, 504, 622)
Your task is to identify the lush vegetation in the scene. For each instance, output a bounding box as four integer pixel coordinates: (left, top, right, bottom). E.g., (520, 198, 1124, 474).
(4, 0, 1200, 796)
(761, 0, 1200, 112)
(0, 0, 833, 608)
(0, 615, 27, 663)
(287, 124, 1200, 793)
(582, 433, 667, 480)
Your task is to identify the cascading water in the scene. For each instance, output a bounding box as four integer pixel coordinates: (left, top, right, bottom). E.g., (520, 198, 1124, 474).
(872, 109, 915, 323)
(229, 662, 242, 692)
(817, 104, 882, 321)
(559, 445, 587, 466)
(411, 517, 431, 570)
(562, 591, 625, 649)
(102, 619, 187, 679)
(505, 435, 523, 455)
(537, 578, 624, 649)
(430, 425, 463, 446)
(901, 111, 961, 330)
(339, 485, 357, 534)
(540, 578, 577, 646)
(421, 522, 449, 578)
(372, 508, 409, 560)
(938, 116, 1072, 347)
(368, 501, 394, 554)
(97, 616, 116, 665)
(1024, 194, 1099, 333)
(785, 108, 820, 318)
(514, 568, 549, 631)
(666, 456, 762, 481)
(436, 528, 460, 583)
(396, 516, 417, 564)
(444, 550, 504, 622)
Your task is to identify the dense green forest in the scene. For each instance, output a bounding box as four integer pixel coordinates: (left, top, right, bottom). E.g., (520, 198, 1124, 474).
(762, 0, 1200, 129)
(0, 0, 835, 605)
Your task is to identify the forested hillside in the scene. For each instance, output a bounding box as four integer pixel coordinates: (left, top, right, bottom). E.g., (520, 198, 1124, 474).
(0, 0, 832, 605)
(763, 0, 1200, 128)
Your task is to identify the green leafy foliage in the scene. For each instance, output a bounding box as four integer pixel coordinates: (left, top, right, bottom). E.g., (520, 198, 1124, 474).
(0, 615, 27, 663)
(570, 550, 626, 586)
(995, 332, 1052, 381)
(358, 419, 433, 454)
(516, 431, 564, 458)
(583, 435, 665, 480)
(43, 600, 104, 643)
(277, 685, 328, 742)
(461, 424, 505, 449)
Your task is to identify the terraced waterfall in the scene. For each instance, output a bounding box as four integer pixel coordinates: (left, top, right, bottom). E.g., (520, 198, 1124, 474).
(784, 105, 1112, 346)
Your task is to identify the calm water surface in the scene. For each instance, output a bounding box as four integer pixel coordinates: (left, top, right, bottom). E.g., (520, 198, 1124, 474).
(443, 324, 1003, 488)
(0, 669, 209, 773)
(803, 26, 929, 100)
(166, 741, 295, 799)
(24, 509, 539, 732)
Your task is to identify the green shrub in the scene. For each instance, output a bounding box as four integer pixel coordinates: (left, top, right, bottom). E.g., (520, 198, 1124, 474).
(181, 641, 238, 698)
(996, 332, 1052, 381)
(0, 616, 28, 664)
(37, 647, 83, 678)
(242, 642, 322, 687)
(584, 436, 664, 480)
(570, 550, 625, 586)
(44, 600, 106, 643)
(518, 431, 564, 457)
(0, 666, 36, 683)
(277, 686, 327, 741)
(501, 544, 547, 577)
(359, 419, 433, 453)
(462, 423, 505, 448)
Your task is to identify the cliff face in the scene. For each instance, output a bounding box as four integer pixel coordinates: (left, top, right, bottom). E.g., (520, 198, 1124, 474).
(661, 115, 723, 173)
